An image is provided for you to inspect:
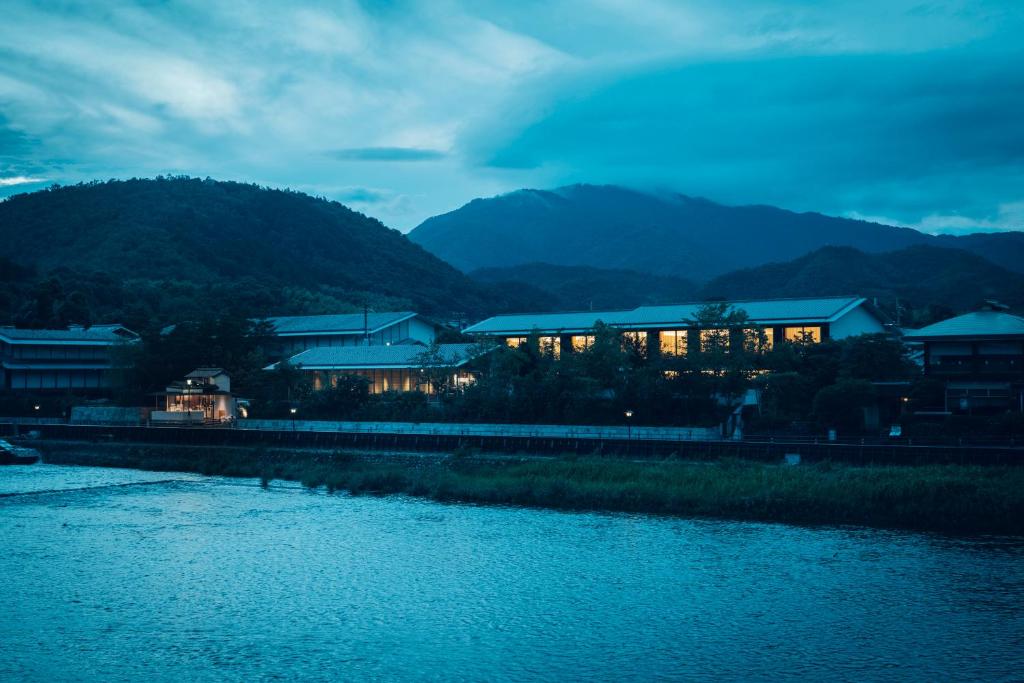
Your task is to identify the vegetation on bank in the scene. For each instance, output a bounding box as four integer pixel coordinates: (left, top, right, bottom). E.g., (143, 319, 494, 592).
(36, 443, 1024, 535)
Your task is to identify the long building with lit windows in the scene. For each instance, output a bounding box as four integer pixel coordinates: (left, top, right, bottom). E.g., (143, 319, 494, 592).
(462, 296, 888, 356)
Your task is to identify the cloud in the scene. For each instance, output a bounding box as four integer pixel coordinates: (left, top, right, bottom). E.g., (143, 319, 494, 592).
(333, 186, 391, 203)
(0, 1, 1021, 229)
(0, 176, 46, 187)
(327, 147, 447, 162)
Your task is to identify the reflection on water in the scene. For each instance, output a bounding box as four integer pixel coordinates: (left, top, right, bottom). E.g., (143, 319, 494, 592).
(1, 464, 1022, 682)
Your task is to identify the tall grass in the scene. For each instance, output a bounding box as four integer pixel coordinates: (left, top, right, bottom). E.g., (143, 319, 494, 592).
(36, 442, 1024, 534)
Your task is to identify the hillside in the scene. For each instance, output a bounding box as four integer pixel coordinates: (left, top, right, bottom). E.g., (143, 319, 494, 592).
(470, 263, 697, 310)
(0, 177, 510, 330)
(409, 184, 1024, 280)
(700, 245, 1024, 316)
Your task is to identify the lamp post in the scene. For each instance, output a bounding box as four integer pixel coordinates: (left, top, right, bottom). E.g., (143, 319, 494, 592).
(290, 406, 297, 431)
(624, 409, 634, 440)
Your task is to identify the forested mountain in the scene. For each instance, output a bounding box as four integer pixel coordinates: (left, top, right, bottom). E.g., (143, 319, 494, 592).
(700, 245, 1024, 318)
(0, 178, 518, 331)
(470, 263, 697, 310)
(409, 184, 1024, 280)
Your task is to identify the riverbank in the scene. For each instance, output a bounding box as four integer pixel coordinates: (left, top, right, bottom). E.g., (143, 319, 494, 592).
(30, 441, 1024, 534)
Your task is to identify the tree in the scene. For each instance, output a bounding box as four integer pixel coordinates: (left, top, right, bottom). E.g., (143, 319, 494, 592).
(812, 380, 877, 433)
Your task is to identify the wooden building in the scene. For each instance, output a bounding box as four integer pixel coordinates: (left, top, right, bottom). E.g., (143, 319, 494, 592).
(0, 324, 138, 393)
(904, 302, 1024, 413)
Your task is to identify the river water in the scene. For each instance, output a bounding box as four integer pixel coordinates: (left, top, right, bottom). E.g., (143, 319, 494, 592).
(1, 465, 1022, 682)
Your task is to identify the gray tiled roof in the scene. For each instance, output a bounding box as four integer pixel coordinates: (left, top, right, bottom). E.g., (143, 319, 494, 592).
(904, 311, 1024, 340)
(463, 296, 868, 335)
(262, 312, 418, 336)
(272, 343, 479, 370)
(0, 324, 138, 345)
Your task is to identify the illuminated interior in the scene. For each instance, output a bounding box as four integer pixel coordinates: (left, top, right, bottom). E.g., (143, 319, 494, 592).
(571, 335, 594, 351)
(700, 328, 730, 352)
(744, 327, 774, 352)
(539, 336, 561, 358)
(784, 326, 822, 343)
(659, 330, 687, 356)
(505, 336, 528, 348)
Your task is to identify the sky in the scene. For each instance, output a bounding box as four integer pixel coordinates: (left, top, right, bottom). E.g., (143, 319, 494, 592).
(1, 0, 1022, 233)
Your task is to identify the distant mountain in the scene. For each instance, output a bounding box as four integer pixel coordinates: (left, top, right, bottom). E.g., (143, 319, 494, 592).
(470, 263, 697, 311)
(409, 184, 1024, 280)
(0, 177, 508, 329)
(700, 245, 1024, 315)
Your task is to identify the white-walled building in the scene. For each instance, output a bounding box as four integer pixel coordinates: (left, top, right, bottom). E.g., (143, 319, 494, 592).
(262, 311, 445, 358)
(463, 296, 888, 356)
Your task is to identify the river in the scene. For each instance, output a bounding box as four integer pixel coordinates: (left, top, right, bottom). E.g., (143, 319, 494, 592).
(1, 464, 1022, 682)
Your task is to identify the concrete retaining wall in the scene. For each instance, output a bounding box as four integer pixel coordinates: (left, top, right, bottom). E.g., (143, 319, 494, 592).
(238, 419, 719, 442)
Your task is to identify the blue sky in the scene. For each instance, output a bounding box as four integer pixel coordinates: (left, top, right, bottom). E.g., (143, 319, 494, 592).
(1, 1, 1022, 233)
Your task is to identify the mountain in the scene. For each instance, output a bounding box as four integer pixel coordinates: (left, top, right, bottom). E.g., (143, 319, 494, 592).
(470, 263, 697, 311)
(0, 177, 511, 330)
(700, 245, 1024, 315)
(409, 184, 1024, 280)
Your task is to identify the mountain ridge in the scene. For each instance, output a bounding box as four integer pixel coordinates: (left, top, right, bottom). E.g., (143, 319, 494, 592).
(409, 184, 1024, 280)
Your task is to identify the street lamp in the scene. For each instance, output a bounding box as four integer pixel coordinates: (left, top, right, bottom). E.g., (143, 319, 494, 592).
(624, 409, 634, 440)
(289, 406, 297, 431)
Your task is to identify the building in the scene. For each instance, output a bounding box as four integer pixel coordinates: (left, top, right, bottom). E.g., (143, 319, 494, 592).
(462, 296, 887, 357)
(904, 302, 1024, 413)
(151, 368, 237, 424)
(267, 344, 483, 395)
(0, 324, 139, 393)
(262, 311, 446, 358)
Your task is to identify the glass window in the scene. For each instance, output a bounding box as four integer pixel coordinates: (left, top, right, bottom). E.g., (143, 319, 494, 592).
(700, 328, 730, 353)
(784, 326, 822, 343)
(659, 330, 688, 356)
(744, 327, 774, 352)
(571, 335, 594, 351)
(505, 336, 528, 348)
(539, 336, 561, 359)
(621, 331, 647, 357)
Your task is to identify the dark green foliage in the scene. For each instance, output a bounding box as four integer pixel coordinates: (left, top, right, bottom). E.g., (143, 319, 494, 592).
(702, 245, 1024, 317)
(812, 380, 878, 432)
(38, 442, 1024, 535)
(0, 177, 500, 327)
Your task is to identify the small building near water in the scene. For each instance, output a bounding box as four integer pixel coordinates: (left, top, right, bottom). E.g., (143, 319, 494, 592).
(151, 368, 237, 424)
(267, 344, 484, 395)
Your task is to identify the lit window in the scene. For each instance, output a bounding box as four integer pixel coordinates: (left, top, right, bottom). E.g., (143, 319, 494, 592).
(505, 337, 528, 348)
(700, 328, 730, 353)
(571, 335, 594, 351)
(659, 330, 688, 356)
(744, 327, 774, 352)
(784, 326, 822, 343)
(539, 336, 561, 359)
(621, 331, 647, 356)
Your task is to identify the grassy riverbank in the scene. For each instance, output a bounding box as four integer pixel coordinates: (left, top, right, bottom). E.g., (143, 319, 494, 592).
(34, 441, 1024, 535)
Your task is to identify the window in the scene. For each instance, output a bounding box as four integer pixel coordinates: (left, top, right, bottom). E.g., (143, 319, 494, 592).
(505, 337, 528, 348)
(784, 326, 822, 343)
(621, 331, 647, 356)
(571, 335, 594, 351)
(659, 330, 687, 356)
(539, 336, 561, 359)
(700, 328, 730, 353)
(744, 327, 774, 352)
